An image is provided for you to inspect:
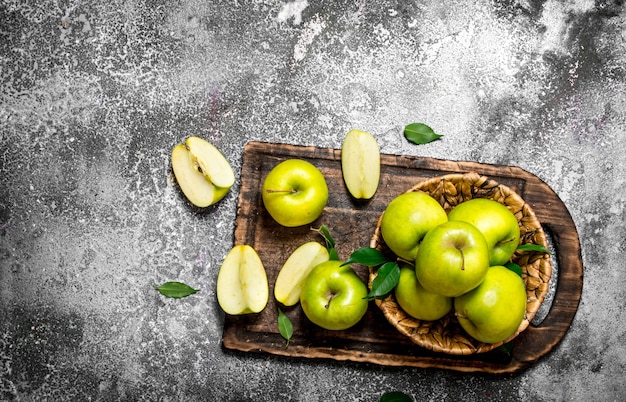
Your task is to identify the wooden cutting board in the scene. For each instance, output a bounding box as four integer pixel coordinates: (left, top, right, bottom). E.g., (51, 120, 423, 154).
(222, 141, 583, 374)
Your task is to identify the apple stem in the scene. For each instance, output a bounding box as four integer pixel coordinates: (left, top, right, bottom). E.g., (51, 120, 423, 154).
(324, 293, 337, 309)
(460, 249, 465, 271)
(497, 237, 517, 246)
(265, 189, 298, 194)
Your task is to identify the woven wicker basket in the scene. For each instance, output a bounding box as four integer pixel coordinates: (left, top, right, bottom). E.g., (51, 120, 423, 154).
(369, 172, 552, 355)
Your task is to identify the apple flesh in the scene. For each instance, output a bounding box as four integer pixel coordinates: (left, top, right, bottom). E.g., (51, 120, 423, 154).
(380, 191, 448, 261)
(341, 129, 380, 200)
(274, 241, 330, 306)
(394, 266, 452, 321)
(216, 245, 269, 315)
(415, 221, 490, 297)
(454, 265, 527, 344)
(300, 260, 368, 330)
(447, 198, 520, 266)
(262, 159, 328, 227)
(171, 136, 235, 207)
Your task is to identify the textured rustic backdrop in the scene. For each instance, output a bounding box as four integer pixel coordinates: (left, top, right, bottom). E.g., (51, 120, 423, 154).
(1, 0, 625, 400)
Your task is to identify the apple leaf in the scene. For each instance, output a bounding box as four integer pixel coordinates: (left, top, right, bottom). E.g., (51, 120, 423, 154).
(277, 308, 293, 347)
(504, 262, 523, 277)
(380, 392, 413, 402)
(313, 225, 339, 260)
(341, 247, 388, 267)
(365, 262, 400, 300)
(496, 341, 514, 358)
(517, 243, 551, 254)
(314, 225, 335, 248)
(404, 123, 443, 145)
(155, 281, 199, 298)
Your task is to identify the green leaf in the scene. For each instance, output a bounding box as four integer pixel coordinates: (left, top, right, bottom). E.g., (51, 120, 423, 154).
(277, 308, 293, 347)
(497, 341, 514, 357)
(313, 225, 335, 249)
(504, 262, 523, 277)
(404, 123, 443, 145)
(380, 391, 413, 402)
(366, 262, 400, 300)
(328, 247, 340, 261)
(517, 243, 551, 254)
(155, 281, 199, 298)
(341, 247, 388, 267)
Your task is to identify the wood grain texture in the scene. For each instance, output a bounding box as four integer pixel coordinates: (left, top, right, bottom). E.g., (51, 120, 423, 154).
(222, 141, 583, 374)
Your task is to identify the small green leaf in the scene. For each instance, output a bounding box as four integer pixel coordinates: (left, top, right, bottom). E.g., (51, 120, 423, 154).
(277, 308, 293, 347)
(341, 247, 388, 267)
(497, 341, 514, 357)
(328, 247, 340, 261)
(366, 262, 400, 300)
(517, 243, 551, 254)
(380, 391, 413, 402)
(504, 262, 523, 277)
(313, 225, 335, 249)
(404, 123, 443, 145)
(155, 281, 199, 298)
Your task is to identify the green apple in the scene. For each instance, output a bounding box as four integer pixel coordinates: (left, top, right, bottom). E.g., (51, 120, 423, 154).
(394, 266, 452, 321)
(300, 260, 368, 330)
(216, 245, 268, 315)
(274, 241, 330, 306)
(447, 198, 520, 266)
(341, 129, 380, 200)
(262, 159, 329, 227)
(454, 265, 527, 344)
(171, 136, 235, 207)
(414, 221, 489, 297)
(380, 191, 448, 261)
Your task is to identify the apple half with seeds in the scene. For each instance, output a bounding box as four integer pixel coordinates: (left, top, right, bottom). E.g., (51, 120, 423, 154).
(171, 136, 235, 207)
(341, 129, 380, 200)
(274, 241, 330, 306)
(216, 245, 269, 315)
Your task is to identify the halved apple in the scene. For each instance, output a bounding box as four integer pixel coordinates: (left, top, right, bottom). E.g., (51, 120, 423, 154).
(171, 136, 235, 207)
(341, 129, 380, 200)
(274, 241, 330, 306)
(216, 245, 269, 315)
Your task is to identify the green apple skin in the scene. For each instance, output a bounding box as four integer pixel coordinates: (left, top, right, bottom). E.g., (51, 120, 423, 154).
(447, 198, 520, 266)
(395, 266, 452, 321)
(380, 192, 448, 261)
(454, 265, 527, 344)
(300, 260, 368, 330)
(415, 221, 490, 298)
(262, 159, 329, 227)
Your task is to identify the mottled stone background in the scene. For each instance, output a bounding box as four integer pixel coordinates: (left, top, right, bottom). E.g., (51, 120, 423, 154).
(1, 0, 625, 400)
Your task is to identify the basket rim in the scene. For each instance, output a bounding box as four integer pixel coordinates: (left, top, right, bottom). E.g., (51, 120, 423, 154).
(369, 172, 552, 355)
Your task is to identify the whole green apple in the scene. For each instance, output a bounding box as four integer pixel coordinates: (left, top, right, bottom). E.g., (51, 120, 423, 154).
(454, 265, 527, 344)
(300, 260, 368, 330)
(262, 159, 328, 227)
(447, 198, 520, 266)
(414, 221, 489, 297)
(395, 266, 452, 321)
(380, 192, 448, 261)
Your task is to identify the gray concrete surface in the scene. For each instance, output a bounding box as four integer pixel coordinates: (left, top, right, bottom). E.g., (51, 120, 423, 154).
(1, 0, 625, 400)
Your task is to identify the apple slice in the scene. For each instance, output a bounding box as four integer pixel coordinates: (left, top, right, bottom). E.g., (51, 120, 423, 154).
(341, 129, 380, 200)
(171, 137, 235, 207)
(216, 245, 269, 315)
(274, 241, 330, 306)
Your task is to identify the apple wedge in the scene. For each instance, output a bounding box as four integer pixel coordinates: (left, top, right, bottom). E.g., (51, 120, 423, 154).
(216, 245, 269, 315)
(171, 136, 235, 207)
(341, 129, 380, 200)
(274, 241, 330, 306)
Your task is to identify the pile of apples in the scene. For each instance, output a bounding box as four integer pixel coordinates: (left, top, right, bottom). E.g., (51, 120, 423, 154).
(170, 131, 378, 332)
(380, 191, 527, 344)
(170, 131, 528, 345)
